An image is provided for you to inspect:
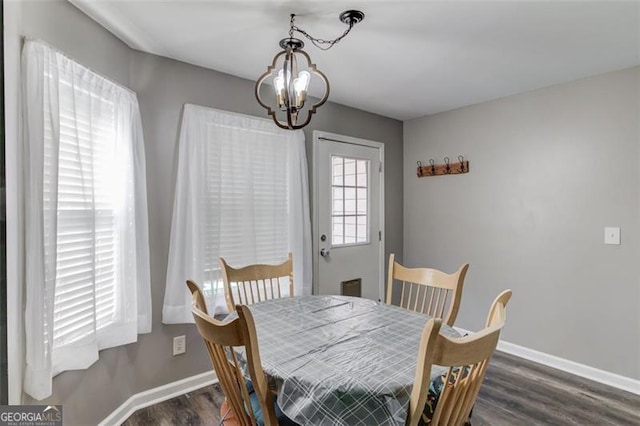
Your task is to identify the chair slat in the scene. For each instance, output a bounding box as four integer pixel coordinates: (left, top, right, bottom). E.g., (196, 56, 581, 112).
(231, 350, 257, 424)
(437, 290, 448, 318)
(251, 281, 259, 304)
(443, 368, 467, 423)
(419, 286, 428, 313)
(454, 363, 481, 425)
(412, 285, 421, 312)
(241, 281, 249, 305)
(427, 288, 437, 316)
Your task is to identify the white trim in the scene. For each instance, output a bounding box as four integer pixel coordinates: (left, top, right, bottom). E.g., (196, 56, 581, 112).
(496, 340, 640, 396)
(312, 131, 385, 300)
(454, 327, 640, 396)
(5, 1, 25, 404)
(99, 372, 218, 426)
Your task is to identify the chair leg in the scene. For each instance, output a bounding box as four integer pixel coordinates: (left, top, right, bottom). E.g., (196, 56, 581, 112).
(219, 398, 241, 426)
(464, 406, 474, 426)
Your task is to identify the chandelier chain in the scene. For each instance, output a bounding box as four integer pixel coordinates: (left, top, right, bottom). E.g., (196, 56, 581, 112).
(288, 14, 355, 51)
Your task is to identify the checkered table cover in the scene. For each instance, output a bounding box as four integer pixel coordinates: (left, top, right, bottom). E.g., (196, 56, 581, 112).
(234, 295, 460, 426)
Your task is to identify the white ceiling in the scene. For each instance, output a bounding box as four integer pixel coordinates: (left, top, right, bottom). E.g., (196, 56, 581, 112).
(69, 1, 640, 121)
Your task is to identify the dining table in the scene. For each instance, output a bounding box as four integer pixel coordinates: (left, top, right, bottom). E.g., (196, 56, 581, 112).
(232, 295, 461, 426)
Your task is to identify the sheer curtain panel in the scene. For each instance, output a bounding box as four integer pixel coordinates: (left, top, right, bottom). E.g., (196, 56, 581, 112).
(163, 105, 312, 323)
(22, 40, 151, 400)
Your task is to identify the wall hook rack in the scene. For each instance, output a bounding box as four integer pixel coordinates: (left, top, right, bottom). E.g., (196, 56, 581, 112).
(417, 156, 469, 177)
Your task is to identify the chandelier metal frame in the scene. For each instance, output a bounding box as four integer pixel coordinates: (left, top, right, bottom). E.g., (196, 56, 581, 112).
(254, 10, 365, 130)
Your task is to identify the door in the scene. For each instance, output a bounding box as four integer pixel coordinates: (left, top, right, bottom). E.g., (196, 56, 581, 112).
(313, 131, 384, 301)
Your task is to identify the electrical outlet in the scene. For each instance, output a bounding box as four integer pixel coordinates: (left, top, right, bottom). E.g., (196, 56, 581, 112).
(604, 227, 620, 245)
(173, 335, 186, 356)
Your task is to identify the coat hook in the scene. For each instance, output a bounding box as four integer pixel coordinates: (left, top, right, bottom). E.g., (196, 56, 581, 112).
(417, 155, 469, 178)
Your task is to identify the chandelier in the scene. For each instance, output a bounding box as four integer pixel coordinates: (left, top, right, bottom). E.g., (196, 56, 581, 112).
(255, 10, 365, 130)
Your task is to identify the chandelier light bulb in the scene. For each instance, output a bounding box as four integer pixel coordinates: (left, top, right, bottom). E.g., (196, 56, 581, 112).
(293, 71, 311, 108)
(273, 70, 285, 107)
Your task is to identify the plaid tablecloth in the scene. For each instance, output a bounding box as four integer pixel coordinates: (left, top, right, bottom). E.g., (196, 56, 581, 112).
(235, 295, 460, 426)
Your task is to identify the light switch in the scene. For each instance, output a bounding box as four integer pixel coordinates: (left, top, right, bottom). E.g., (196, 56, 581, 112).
(604, 227, 620, 245)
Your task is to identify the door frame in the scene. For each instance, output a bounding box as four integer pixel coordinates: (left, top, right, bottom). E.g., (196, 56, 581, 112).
(312, 130, 385, 299)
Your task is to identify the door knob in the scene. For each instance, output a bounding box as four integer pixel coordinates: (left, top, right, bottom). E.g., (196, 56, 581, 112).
(320, 248, 330, 257)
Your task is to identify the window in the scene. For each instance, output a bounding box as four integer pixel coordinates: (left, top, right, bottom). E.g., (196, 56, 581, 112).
(23, 40, 151, 400)
(163, 105, 312, 321)
(331, 156, 369, 245)
(45, 75, 121, 348)
(200, 125, 290, 294)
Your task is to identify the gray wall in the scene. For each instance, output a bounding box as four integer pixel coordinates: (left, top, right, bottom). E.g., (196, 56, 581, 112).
(404, 67, 640, 380)
(7, 1, 403, 424)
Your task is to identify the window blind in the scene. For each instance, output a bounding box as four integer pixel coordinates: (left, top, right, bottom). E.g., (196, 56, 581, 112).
(201, 124, 289, 292)
(43, 74, 121, 349)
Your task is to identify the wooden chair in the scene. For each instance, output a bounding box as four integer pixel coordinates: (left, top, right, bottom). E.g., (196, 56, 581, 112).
(219, 253, 293, 312)
(386, 254, 469, 326)
(406, 289, 512, 426)
(191, 300, 278, 426)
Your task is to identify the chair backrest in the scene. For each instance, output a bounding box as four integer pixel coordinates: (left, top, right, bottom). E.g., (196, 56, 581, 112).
(186, 279, 209, 315)
(386, 253, 469, 326)
(406, 289, 512, 426)
(191, 300, 278, 426)
(219, 253, 294, 312)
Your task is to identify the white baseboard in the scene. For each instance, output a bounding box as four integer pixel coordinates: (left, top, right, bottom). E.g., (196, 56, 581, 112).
(99, 371, 218, 426)
(454, 327, 640, 396)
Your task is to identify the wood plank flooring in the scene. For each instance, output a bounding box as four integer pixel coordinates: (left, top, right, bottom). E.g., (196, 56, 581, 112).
(123, 351, 640, 425)
(123, 383, 225, 426)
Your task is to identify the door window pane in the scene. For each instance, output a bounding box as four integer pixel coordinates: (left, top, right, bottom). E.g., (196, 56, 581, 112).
(332, 156, 343, 186)
(331, 155, 369, 245)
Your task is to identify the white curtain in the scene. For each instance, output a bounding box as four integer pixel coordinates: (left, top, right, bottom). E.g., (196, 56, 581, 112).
(163, 104, 312, 323)
(22, 40, 151, 400)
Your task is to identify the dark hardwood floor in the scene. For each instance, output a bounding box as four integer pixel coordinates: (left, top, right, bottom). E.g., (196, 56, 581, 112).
(123, 351, 640, 425)
(472, 352, 639, 426)
(123, 384, 225, 426)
